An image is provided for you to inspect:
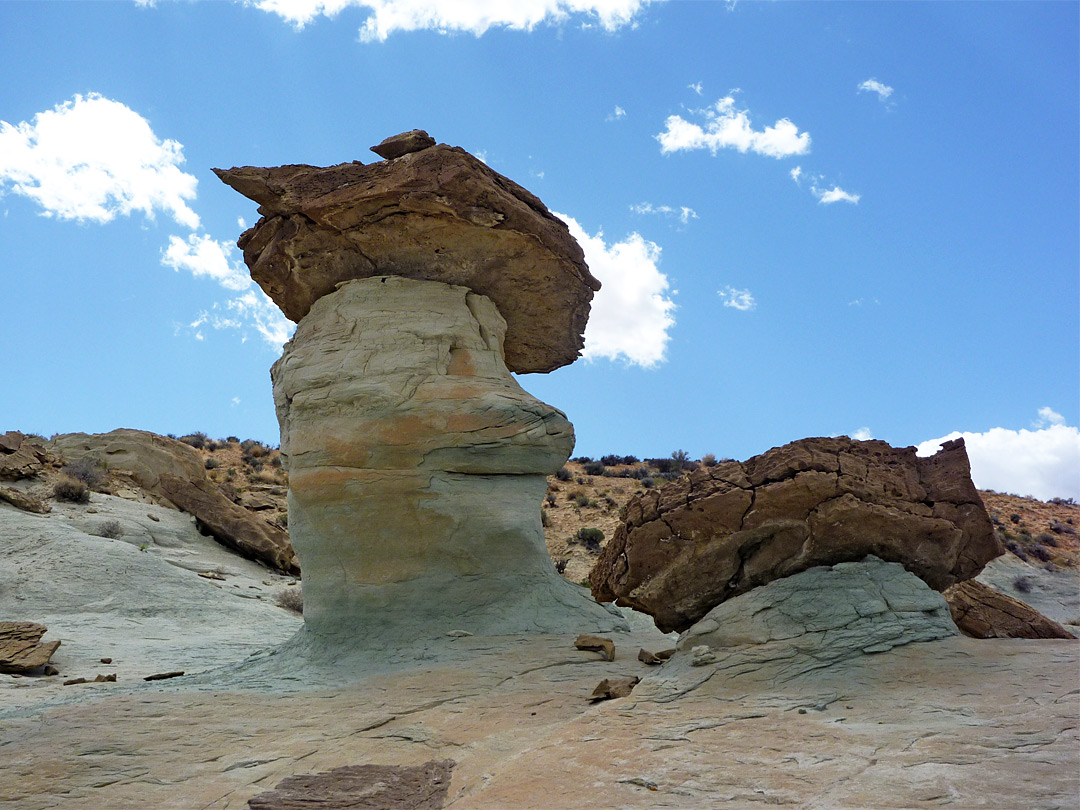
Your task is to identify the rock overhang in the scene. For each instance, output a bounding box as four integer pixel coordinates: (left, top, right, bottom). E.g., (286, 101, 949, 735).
(214, 132, 600, 374)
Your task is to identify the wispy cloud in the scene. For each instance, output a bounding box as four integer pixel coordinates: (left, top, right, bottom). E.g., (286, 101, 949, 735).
(917, 409, 1080, 501)
(858, 78, 894, 101)
(1034, 406, 1066, 428)
(812, 184, 860, 205)
(232, 0, 660, 40)
(0, 93, 199, 228)
(656, 95, 810, 159)
(790, 165, 803, 183)
(556, 212, 676, 367)
(718, 285, 756, 311)
(607, 105, 627, 122)
(630, 202, 698, 225)
(688, 81, 703, 95)
(849, 427, 873, 441)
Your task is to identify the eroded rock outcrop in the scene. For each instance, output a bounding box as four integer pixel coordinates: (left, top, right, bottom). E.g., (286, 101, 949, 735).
(0, 621, 60, 673)
(591, 437, 1001, 632)
(945, 579, 1076, 639)
(214, 137, 599, 373)
(219, 133, 624, 641)
(51, 430, 298, 574)
(0, 432, 52, 480)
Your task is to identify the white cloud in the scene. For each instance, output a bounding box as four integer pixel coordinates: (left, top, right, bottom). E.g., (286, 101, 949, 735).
(849, 427, 873, 441)
(1035, 406, 1065, 428)
(812, 184, 860, 205)
(790, 165, 802, 183)
(718, 285, 755, 311)
(555, 212, 675, 368)
(607, 105, 627, 121)
(688, 82, 703, 95)
(630, 202, 698, 225)
(916, 411, 1080, 501)
(244, 0, 658, 39)
(0, 93, 199, 229)
(162, 234, 251, 291)
(656, 96, 810, 159)
(858, 78, 894, 101)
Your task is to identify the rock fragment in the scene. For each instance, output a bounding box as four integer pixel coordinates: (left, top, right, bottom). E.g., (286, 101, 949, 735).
(0, 432, 52, 480)
(0, 621, 60, 673)
(0, 486, 50, 513)
(574, 634, 615, 661)
(370, 128, 436, 159)
(945, 579, 1076, 639)
(589, 676, 640, 702)
(637, 647, 676, 665)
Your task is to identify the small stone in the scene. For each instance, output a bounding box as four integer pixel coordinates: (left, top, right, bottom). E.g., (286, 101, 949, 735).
(446, 630, 473, 638)
(575, 634, 615, 662)
(143, 671, 185, 681)
(43, 665, 59, 676)
(147, 513, 160, 522)
(369, 129, 436, 160)
(63, 677, 88, 686)
(588, 676, 640, 702)
(93, 673, 116, 683)
(100, 657, 112, 664)
(637, 648, 676, 665)
(86, 508, 98, 514)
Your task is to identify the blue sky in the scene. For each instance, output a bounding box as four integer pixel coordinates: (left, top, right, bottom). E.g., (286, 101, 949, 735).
(1, 1, 1077, 499)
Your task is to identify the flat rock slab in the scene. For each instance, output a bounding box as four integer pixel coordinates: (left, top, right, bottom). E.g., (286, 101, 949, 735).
(946, 578, 1076, 639)
(0, 622, 59, 673)
(0, 633, 1075, 810)
(248, 760, 454, 809)
(215, 143, 600, 373)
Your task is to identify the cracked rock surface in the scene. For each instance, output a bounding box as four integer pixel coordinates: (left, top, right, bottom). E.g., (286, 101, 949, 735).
(214, 139, 599, 373)
(591, 436, 1001, 632)
(272, 276, 625, 641)
(945, 578, 1077, 639)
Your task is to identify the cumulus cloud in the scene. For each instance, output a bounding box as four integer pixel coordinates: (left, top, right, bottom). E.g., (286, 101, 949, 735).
(812, 184, 860, 205)
(718, 285, 755, 311)
(162, 234, 251, 292)
(630, 202, 698, 224)
(858, 78, 894, 101)
(0, 93, 199, 228)
(916, 411, 1080, 501)
(556, 212, 675, 367)
(656, 96, 810, 159)
(244, 0, 658, 39)
(849, 427, 874, 441)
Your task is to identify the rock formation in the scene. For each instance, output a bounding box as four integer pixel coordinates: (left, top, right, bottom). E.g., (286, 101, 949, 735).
(52, 430, 298, 574)
(214, 130, 599, 373)
(945, 579, 1076, 639)
(217, 133, 624, 641)
(0, 432, 52, 480)
(591, 437, 1001, 632)
(0, 622, 60, 673)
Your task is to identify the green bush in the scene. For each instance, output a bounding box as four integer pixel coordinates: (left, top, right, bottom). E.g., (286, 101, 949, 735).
(180, 432, 208, 450)
(555, 467, 572, 481)
(204, 457, 220, 470)
(574, 527, 605, 551)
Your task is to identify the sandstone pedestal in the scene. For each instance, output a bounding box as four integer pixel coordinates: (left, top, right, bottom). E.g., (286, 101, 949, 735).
(273, 276, 623, 641)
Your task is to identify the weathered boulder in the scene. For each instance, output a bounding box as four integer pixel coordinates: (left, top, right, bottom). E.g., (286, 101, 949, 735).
(272, 276, 623, 639)
(0, 486, 51, 514)
(0, 621, 60, 673)
(945, 579, 1076, 639)
(0, 431, 52, 480)
(370, 128, 436, 160)
(51, 430, 298, 574)
(591, 437, 1001, 633)
(214, 135, 600, 373)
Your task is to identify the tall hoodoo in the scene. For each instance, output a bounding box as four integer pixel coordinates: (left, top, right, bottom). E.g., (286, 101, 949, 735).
(217, 132, 623, 641)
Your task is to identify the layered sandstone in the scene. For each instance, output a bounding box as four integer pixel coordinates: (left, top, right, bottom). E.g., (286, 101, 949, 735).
(591, 437, 1002, 632)
(271, 275, 622, 639)
(214, 139, 599, 373)
(945, 579, 1076, 639)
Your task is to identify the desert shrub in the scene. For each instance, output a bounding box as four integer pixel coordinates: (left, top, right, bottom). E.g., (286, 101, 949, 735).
(275, 512, 288, 528)
(205, 440, 219, 452)
(1035, 532, 1058, 547)
(180, 432, 208, 450)
(572, 492, 591, 508)
(1013, 575, 1032, 593)
(555, 468, 572, 482)
(540, 510, 550, 527)
(583, 460, 606, 476)
(1009, 513, 1022, 524)
(53, 475, 90, 504)
(1049, 497, 1077, 506)
(1004, 539, 1028, 561)
(275, 585, 303, 614)
(701, 453, 717, 467)
(545, 492, 556, 506)
(241, 439, 269, 458)
(249, 470, 278, 485)
(600, 454, 639, 467)
(1029, 543, 1052, 563)
(1049, 520, 1075, 535)
(226, 436, 239, 444)
(93, 520, 123, 539)
(641, 478, 655, 489)
(989, 511, 1002, 526)
(571, 456, 594, 464)
(647, 458, 676, 474)
(574, 527, 605, 551)
(204, 457, 220, 470)
(622, 466, 651, 480)
(554, 559, 569, 574)
(269, 454, 283, 468)
(671, 449, 691, 469)
(65, 456, 108, 489)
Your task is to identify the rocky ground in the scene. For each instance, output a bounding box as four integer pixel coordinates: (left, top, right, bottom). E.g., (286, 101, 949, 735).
(1, 434, 1077, 809)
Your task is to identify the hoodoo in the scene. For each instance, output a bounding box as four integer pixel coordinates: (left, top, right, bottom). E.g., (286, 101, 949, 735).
(217, 131, 624, 641)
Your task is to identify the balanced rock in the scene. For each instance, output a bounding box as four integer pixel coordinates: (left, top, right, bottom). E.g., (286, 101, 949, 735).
(51, 430, 298, 574)
(214, 136, 599, 373)
(370, 128, 436, 160)
(591, 437, 1001, 633)
(945, 579, 1076, 639)
(668, 557, 959, 683)
(272, 276, 623, 639)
